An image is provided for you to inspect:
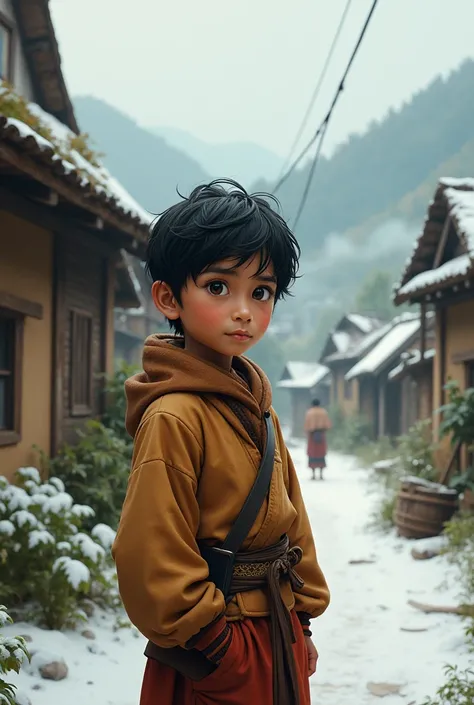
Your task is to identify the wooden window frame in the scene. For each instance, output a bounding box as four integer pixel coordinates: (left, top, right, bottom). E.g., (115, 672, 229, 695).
(69, 308, 93, 417)
(465, 360, 474, 390)
(0, 11, 14, 83)
(0, 309, 23, 447)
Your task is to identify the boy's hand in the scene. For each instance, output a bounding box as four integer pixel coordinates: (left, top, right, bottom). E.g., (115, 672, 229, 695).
(304, 635, 318, 676)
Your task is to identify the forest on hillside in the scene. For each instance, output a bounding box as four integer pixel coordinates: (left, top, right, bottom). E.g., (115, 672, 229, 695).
(255, 59, 474, 257)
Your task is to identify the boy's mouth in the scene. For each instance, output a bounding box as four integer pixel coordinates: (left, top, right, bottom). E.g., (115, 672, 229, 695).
(226, 330, 252, 341)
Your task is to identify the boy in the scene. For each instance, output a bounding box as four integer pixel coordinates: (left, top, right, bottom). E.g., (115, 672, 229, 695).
(112, 180, 330, 705)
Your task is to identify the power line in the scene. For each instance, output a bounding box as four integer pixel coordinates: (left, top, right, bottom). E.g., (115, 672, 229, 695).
(274, 0, 380, 199)
(293, 122, 328, 228)
(278, 0, 353, 182)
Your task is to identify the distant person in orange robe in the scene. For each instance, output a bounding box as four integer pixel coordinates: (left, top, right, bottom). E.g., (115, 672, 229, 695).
(304, 399, 332, 480)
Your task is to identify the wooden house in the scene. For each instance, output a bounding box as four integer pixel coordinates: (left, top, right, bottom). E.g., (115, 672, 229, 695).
(394, 177, 474, 471)
(114, 252, 168, 366)
(345, 313, 435, 438)
(388, 347, 435, 435)
(319, 314, 386, 416)
(0, 0, 150, 480)
(277, 362, 330, 438)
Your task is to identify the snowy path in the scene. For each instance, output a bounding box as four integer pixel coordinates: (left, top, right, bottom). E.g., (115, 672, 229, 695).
(6, 448, 471, 704)
(297, 446, 471, 704)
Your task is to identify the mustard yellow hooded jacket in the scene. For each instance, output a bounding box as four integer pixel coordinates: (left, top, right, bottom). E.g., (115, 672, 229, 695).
(112, 335, 330, 649)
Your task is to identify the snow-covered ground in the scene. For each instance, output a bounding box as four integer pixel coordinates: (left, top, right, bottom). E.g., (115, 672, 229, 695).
(5, 447, 472, 704)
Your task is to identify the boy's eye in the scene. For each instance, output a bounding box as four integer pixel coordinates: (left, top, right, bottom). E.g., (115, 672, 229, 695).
(207, 281, 229, 296)
(253, 287, 273, 302)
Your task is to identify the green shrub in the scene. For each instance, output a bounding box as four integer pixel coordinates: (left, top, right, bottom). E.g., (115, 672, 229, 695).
(439, 381, 474, 450)
(328, 406, 372, 454)
(438, 381, 474, 494)
(102, 361, 137, 446)
(369, 420, 439, 531)
(397, 418, 438, 482)
(0, 606, 29, 705)
(420, 665, 474, 705)
(443, 512, 474, 607)
(36, 364, 136, 530)
(355, 436, 397, 467)
(0, 468, 117, 630)
(38, 420, 131, 530)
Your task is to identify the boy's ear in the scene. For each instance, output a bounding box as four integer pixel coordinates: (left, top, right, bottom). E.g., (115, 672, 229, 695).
(151, 281, 181, 321)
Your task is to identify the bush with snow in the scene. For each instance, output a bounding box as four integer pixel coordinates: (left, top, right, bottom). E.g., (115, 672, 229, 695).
(0, 605, 29, 705)
(0, 469, 118, 630)
(38, 419, 132, 530)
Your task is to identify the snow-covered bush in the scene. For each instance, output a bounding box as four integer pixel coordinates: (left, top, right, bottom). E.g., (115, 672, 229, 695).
(38, 419, 131, 530)
(0, 605, 29, 705)
(398, 418, 437, 482)
(0, 469, 118, 630)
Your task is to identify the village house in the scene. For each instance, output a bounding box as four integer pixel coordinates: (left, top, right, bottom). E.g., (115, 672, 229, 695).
(393, 177, 474, 473)
(277, 361, 330, 438)
(319, 313, 386, 416)
(345, 312, 435, 439)
(114, 252, 167, 366)
(388, 344, 435, 434)
(0, 0, 151, 480)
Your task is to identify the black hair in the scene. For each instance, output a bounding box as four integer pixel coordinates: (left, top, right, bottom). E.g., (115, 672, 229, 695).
(312, 399, 321, 407)
(146, 179, 300, 335)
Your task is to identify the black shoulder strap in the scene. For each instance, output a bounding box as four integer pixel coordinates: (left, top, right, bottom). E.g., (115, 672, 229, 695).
(221, 412, 275, 554)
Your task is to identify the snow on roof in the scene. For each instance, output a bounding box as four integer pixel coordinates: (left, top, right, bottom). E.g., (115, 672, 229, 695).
(351, 322, 391, 357)
(346, 313, 379, 334)
(444, 187, 474, 254)
(345, 316, 421, 380)
(278, 362, 329, 390)
(332, 330, 351, 354)
(440, 176, 474, 190)
(388, 348, 435, 380)
(394, 177, 474, 301)
(1, 91, 152, 228)
(397, 253, 472, 297)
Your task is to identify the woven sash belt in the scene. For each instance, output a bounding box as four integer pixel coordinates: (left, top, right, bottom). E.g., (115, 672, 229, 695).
(230, 534, 304, 705)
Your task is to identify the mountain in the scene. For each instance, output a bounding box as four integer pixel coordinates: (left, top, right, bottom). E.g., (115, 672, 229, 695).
(151, 126, 284, 187)
(254, 59, 474, 257)
(73, 96, 210, 213)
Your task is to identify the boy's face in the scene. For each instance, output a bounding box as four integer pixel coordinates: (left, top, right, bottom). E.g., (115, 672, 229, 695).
(153, 254, 276, 369)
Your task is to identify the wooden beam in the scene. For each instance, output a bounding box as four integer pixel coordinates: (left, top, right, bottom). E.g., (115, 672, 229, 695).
(51, 233, 66, 455)
(0, 175, 58, 205)
(0, 140, 147, 241)
(439, 307, 447, 406)
(433, 216, 451, 269)
(420, 303, 426, 360)
(439, 439, 462, 486)
(0, 185, 145, 258)
(0, 290, 43, 319)
(452, 349, 474, 364)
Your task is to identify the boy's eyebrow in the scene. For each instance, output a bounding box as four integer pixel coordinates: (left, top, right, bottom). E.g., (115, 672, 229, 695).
(204, 266, 277, 284)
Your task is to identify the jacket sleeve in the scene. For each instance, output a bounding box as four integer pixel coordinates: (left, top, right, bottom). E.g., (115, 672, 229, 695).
(284, 443, 330, 620)
(112, 409, 226, 648)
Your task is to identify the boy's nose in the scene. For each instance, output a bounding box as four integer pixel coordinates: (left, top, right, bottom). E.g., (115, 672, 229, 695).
(232, 307, 252, 322)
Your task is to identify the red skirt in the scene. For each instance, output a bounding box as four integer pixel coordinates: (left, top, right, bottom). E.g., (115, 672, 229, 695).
(307, 430, 327, 469)
(140, 611, 310, 705)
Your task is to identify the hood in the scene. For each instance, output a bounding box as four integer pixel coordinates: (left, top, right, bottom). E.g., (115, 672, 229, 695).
(125, 334, 272, 437)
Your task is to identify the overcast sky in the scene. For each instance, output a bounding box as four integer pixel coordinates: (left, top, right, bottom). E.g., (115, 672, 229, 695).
(50, 0, 474, 157)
